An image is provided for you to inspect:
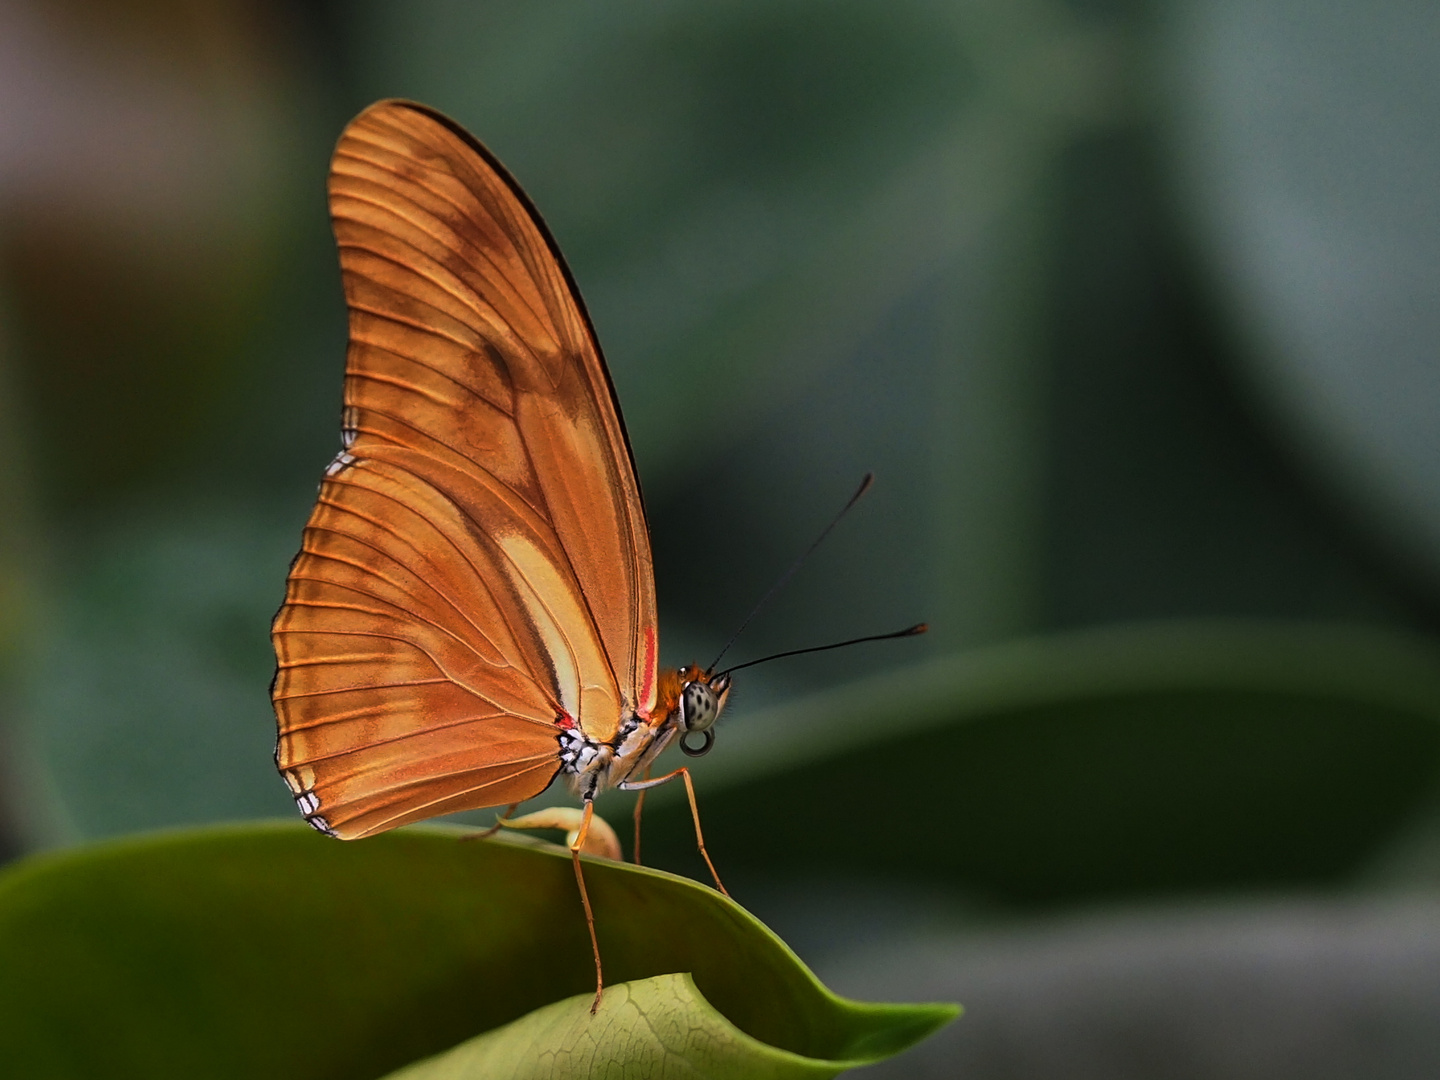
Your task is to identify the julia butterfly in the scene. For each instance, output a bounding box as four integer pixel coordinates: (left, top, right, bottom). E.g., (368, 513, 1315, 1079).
(270, 99, 733, 1005)
(271, 100, 928, 1010)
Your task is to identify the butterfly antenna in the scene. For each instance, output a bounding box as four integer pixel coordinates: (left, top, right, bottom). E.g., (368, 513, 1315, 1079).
(707, 472, 875, 674)
(716, 623, 928, 679)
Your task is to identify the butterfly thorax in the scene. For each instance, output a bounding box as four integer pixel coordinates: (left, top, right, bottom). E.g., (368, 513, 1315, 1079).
(558, 664, 730, 800)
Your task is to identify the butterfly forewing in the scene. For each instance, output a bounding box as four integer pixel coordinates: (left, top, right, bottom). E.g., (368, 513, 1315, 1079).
(272, 100, 658, 839)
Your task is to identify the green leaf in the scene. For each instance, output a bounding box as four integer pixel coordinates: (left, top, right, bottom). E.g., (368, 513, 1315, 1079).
(382, 972, 924, 1080)
(0, 824, 955, 1079)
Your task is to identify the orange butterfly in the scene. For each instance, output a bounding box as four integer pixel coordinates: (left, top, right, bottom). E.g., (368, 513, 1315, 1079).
(270, 100, 731, 1006)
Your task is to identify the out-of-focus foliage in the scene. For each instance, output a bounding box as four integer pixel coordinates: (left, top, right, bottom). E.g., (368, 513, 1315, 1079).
(2, 0, 1439, 1075)
(1167, 0, 1440, 590)
(639, 621, 1440, 910)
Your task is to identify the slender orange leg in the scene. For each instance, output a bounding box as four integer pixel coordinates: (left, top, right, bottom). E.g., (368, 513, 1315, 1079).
(460, 802, 519, 841)
(569, 798, 605, 1014)
(619, 767, 727, 897)
(631, 765, 651, 865)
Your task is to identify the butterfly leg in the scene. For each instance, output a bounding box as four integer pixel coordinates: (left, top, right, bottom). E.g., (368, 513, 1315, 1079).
(619, 767, 728, 897)
(569, 796, 606, 1014)
(631, 766, 651, 865)
(460, 802, 519, 842)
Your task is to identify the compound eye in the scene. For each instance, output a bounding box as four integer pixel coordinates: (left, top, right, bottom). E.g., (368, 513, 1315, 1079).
(680, 680, 719, 733)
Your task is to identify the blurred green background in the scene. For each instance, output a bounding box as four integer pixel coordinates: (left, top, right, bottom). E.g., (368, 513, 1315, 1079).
(2, 0, 1440, 1075)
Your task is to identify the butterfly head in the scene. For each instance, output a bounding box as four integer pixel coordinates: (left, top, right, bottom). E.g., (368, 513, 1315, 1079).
(676, 665, 731, 757)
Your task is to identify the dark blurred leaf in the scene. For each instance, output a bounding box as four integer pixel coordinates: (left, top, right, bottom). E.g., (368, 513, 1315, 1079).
(26, 510, 297, 842)
(0, 825, 955, 1080)
(345, 0, 1069, 493)
(1166, 0, 1440, 594)
(1042, 127, 1423, 632)
(639, 621, 1440, 904)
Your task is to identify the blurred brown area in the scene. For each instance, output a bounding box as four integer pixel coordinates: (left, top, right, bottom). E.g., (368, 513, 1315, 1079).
(0, 0, 318, 511)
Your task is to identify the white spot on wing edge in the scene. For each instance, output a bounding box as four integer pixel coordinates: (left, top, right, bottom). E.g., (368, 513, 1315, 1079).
(341, 405, 359, 448)
(325, 451, 356, 477)
(304, 813, 340, 838)
(283, 766, 339, 837)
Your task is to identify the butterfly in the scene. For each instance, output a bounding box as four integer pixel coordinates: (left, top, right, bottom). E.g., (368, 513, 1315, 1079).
(270, 100, 733, 1007)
